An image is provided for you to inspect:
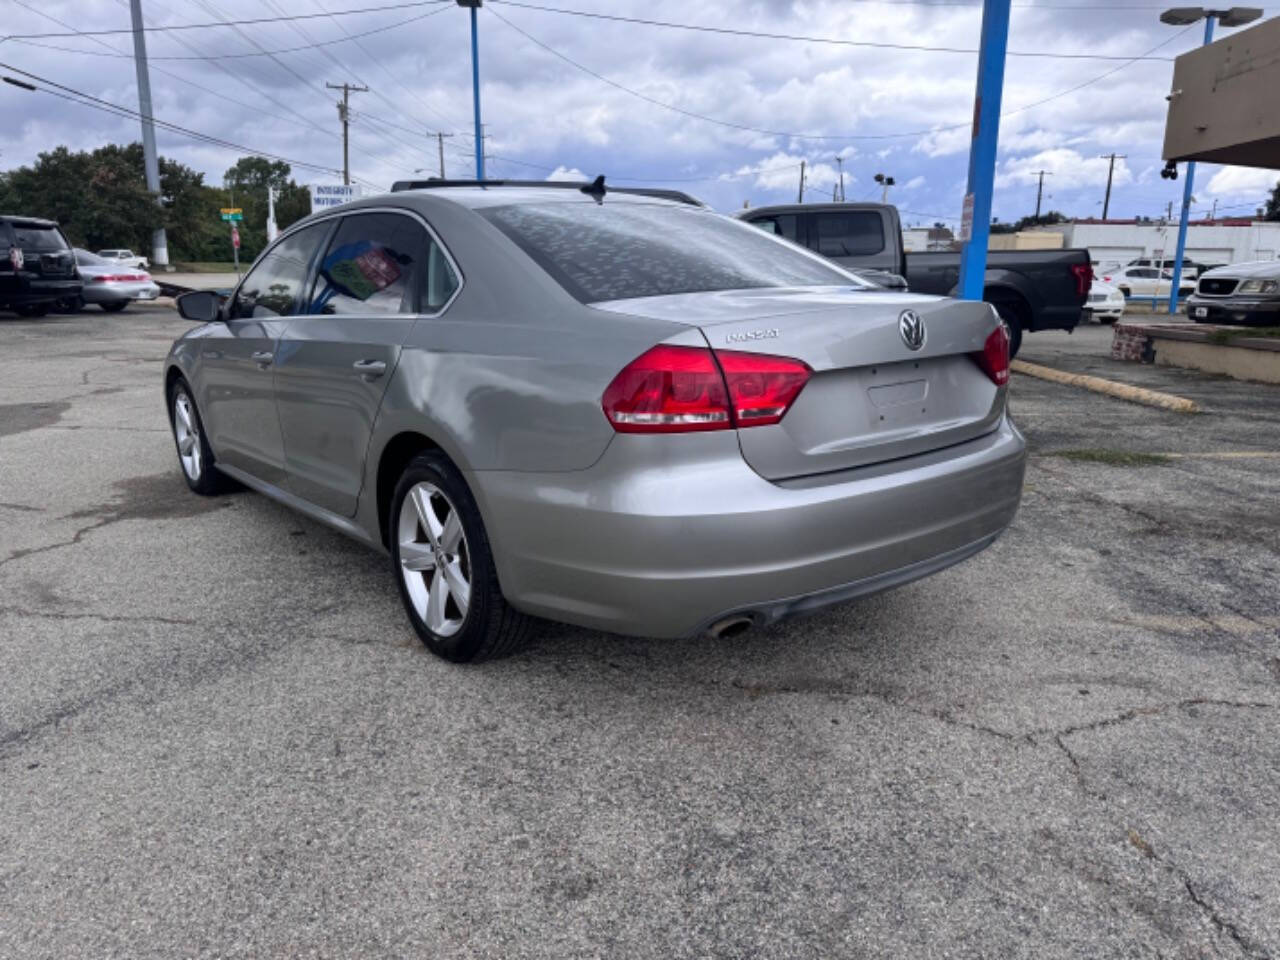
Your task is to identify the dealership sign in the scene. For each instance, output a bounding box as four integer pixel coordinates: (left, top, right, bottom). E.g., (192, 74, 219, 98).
(309, 184, 365, 211)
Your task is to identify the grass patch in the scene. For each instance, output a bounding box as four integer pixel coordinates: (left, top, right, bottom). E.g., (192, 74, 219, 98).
(170, 261, 241, 273)
(1205, 326, 1280, 345)
(1048, 449, 1173, 467)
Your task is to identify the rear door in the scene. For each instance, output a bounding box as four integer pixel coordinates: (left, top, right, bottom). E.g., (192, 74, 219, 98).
(198, 221, 332, 485)
(274, 210, 459, 517)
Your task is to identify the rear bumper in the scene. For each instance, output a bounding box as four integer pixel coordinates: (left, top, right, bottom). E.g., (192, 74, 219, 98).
(1186, 296, 1280, 325)
(473, 415, 1026, 638)
(0, 277, 82, 306)
(82, 281, 161, 304)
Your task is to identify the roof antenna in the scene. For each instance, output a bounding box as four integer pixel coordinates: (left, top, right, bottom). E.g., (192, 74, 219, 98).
(580, 174, 606, 203)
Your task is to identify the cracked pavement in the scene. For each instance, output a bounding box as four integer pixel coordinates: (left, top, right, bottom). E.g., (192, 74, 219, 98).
(1, 313, 1278, 958)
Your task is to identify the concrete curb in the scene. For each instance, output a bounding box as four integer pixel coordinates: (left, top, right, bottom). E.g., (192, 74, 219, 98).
(1011, 359, 1200, 414)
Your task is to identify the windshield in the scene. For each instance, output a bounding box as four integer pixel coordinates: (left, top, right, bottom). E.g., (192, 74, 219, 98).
(13, 224, 69, 252)
(479, 202, 867, 303)
(75, 249, 110, 266)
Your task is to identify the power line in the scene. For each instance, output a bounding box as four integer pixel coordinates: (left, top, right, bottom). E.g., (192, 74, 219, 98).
(1, 1, 452, 41)
(486, 7, 1189, 143)
(9, 5, 450, 62)
(0, 60, 346, 176)
(487, 0, 1182, 61)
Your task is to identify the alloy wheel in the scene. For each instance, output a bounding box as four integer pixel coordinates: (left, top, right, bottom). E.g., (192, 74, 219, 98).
(172, 392, 202, 482)
(397, 481, 472, 638)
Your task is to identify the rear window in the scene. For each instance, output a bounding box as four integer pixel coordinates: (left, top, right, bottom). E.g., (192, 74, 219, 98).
(810, 212, 885, 257)
(13, 224, 68, 252)
(479, 202, 861, 303)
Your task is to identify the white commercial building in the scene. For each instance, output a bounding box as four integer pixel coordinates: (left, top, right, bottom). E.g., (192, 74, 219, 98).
(1034, 219, 1280, 269)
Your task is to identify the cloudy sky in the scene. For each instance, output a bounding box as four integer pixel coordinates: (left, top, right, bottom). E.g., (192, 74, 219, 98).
(1, 0, 1276, 225)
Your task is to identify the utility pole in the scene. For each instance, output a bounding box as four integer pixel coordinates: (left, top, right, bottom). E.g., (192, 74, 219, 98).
(457, 0, 484, 179)
(1099, 153, 1125, 220)
(128, 0, 169, 271)
(326, 81, 368, 186)
(266, 185, 279, 243)
(1211, 197, 1218, 220)
(836, 157, 846, 201)
(798, 160, 806, 203)
(1033, 170, 1050, 219)
(436, 132, 454, 178)
(1166, 200, 1174, 221)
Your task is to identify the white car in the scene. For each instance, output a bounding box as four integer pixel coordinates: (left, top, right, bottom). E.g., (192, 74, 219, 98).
(1085, 279, 1125, 322)
(96, 248, 149, 270)
(1096, 266, 1194, 301)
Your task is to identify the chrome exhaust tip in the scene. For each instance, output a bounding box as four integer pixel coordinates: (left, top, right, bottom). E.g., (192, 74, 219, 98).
(707, 614, 755, 640)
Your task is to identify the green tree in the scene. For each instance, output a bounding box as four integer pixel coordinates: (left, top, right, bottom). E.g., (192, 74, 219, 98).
(222, 157, 312, 260)
(1262, 179, 1280, 221)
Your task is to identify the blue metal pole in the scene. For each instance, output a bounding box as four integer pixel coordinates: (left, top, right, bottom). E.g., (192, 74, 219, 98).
(1168, 14, 1215, 315)
(470, 6, 484, 181)
(957, 0, 1013, 301)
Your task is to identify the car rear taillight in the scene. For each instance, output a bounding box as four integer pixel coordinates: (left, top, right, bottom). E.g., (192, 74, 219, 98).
(601, 345, 811, 433)
(971, 325, 1010, 387)
(1070, 263, 1092, 298)
(602, 345, 731, 433)
(717, 350, 811, 427)
(90, 274, 146, 283)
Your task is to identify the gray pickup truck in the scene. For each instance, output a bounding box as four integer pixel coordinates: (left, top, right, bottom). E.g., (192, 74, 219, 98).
(738, 202, 1092, 356)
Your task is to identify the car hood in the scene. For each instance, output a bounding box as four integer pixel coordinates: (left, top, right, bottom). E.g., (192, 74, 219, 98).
(1202, 260, 1280, 280)
(77, 263, 152, 280)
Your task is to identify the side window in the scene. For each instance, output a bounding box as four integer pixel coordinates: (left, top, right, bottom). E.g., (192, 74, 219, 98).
(307, 212, 427, 316)
(231, 222, 330, 319)
(749, 215, 798, 242)
(811, 212, 885, 257)
(423, 239, 460, 311)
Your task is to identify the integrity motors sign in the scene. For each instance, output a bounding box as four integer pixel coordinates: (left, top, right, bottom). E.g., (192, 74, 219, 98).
(309, 184, 365, 212)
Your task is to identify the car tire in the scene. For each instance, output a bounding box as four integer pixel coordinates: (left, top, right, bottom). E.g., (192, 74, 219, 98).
(167, 378, 229, 496)
(56, 296, 84, 314)
(390, 451, 533, 663)
(100, 300, 128, 313)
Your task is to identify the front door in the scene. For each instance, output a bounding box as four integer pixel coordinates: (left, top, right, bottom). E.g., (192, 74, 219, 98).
(275, 211, 459, 517)
(198, 221, 333, 486)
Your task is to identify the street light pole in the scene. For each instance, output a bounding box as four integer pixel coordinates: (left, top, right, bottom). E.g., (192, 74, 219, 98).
(1161, 6, 1261, 314)
(129, 0, 169, 272)
(957, 0, 1013, 302)
(458, 0, 484, 181)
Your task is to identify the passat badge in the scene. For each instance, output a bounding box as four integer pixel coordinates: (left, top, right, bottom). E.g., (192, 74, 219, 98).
(726, 327, 779, 344)
(898, 310, 926, 351)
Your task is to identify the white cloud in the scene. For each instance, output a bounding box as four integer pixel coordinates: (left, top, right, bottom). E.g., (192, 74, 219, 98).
(546, 166, 587, 181)
(1204, 166, 1279, 199)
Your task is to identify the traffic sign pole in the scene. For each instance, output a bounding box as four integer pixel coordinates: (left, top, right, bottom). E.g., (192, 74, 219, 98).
(231, 223, 240, 277)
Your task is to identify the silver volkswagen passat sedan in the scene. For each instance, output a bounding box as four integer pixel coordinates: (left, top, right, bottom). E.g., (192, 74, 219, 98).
(165, 180, 1025, 662)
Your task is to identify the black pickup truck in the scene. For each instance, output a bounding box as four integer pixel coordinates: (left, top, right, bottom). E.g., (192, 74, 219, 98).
(1, 215, 83, 318)
(738, 202, 1092, 356)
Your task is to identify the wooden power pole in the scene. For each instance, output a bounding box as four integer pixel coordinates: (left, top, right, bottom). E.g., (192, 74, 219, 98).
(326, 81, 369, 185)
(1099, 153, 1126, 220)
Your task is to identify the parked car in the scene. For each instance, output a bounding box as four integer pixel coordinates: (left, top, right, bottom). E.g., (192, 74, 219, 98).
(62, 249, 161, 312)
(1097, 265, 1195, 301)
(1186, 260, 1280, 325)
(1085, 278, 1125, 323)
(1127, 256, 1204, 281)
(97, 248, 149, 269)
(0, 215, 82, 317)
(738, 203, 1091, 358)
(165, 180, 1026, 662)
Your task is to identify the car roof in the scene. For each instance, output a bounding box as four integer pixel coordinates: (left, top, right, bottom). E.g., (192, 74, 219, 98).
(386, 180, 705, 210)
(1, 215, 60, 228)
(737, 203, 887, 219)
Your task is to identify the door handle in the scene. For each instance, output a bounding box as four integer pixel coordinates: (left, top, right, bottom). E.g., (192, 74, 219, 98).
(251, 350, 274, 367)
(352, 359, 387, 379)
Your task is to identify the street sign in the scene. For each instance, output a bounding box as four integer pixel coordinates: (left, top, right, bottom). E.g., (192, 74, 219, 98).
(959, 193, 975, 243)
(220, 207, 243, 221)
(308, 184, 364, 211)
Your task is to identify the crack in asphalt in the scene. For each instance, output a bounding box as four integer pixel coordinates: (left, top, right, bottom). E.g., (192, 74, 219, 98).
(1182, 876, 1271, 959)
(0, 516, 117, 571)
(0, 606, 196, 627)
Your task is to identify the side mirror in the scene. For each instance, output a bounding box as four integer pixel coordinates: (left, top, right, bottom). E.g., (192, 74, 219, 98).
(176, 290, 223, 324)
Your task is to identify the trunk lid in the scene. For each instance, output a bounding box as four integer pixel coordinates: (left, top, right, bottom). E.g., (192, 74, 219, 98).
(594, 286, 1006, 480)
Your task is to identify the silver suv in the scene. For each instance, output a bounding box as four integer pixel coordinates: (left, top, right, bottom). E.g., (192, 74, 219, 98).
(166, 181, 1025, 662)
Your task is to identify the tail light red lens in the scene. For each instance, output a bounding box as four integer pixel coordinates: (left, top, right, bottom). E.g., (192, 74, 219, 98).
(717, 350, 811, 427)
(972, 325, 1010, 387)
(601, 345, 811, 433)
(1070, 263, 1093, 298)
(601, 345, 731, 432)
(90, 274, 146, 283)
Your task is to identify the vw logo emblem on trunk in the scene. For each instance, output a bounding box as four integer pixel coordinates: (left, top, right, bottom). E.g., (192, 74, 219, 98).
(899, 310, 926, 351)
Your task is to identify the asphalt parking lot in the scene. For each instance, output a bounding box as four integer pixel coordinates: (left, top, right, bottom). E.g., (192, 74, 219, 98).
(2, 308, 1278, 958)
